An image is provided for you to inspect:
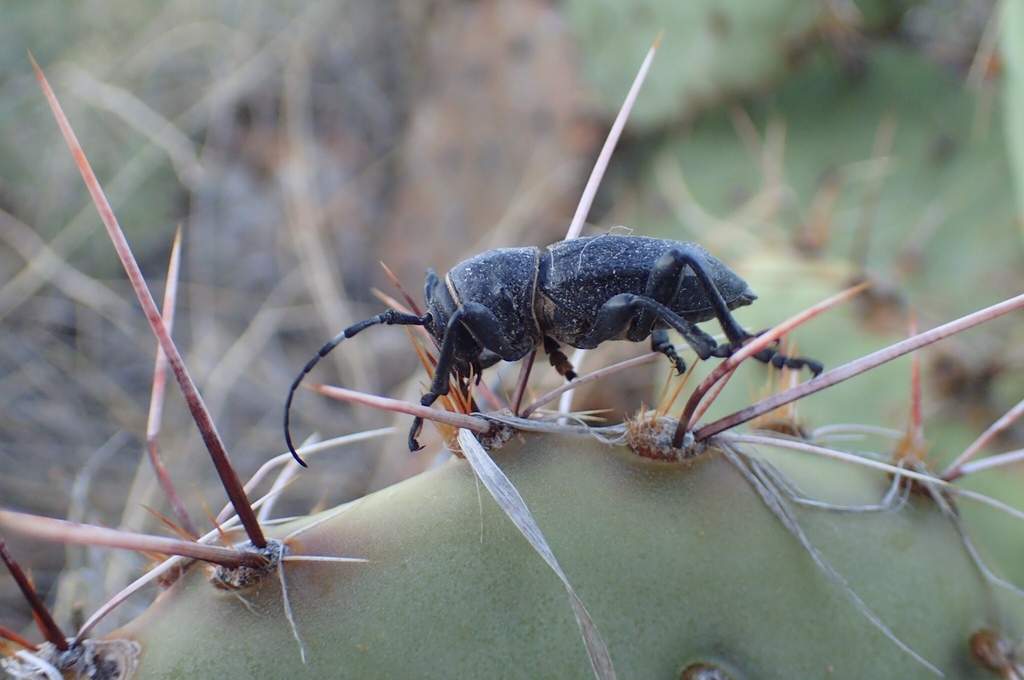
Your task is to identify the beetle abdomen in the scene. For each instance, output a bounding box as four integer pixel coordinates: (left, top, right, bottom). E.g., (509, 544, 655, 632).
(540, 236, 752, 312)
(536, 235, 755, 347)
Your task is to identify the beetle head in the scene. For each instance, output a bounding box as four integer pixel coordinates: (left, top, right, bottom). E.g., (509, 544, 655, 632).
(423, 267, 491, 380)
(423, 267, 456, 346)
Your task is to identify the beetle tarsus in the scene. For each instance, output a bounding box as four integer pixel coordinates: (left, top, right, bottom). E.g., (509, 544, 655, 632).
(709, 336, 823, 377)
(651, 329, 687, 374)
(408, 417, 425, 451)
(543, 336, 577, 381)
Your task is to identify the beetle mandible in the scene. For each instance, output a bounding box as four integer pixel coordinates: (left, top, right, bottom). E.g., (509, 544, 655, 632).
(284, 234, 822, 463)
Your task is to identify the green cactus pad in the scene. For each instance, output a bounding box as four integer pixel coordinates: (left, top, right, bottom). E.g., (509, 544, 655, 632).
(107, 431, 1022, 678)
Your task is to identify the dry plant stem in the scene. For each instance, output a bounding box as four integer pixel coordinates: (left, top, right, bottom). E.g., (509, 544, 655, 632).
(510, 349, 537, 415)
(942, 395, 1024, 480)
(521, 352, 661, 418)
(379, 262, 424, 317)
(0, 535, 67, 650)
(677, 282, 868, 445)
(721, 433, 949, 489)
(30, 57, 266, 549)
(215, 428, 395, 524)
(957, 448, 1024, 477)
(0, 624, 37, 651)
(145, 228, 198, 538)
(311, 384, 491, 434)
(699, 292, 1024, 441)
(0, 509, 266, 569)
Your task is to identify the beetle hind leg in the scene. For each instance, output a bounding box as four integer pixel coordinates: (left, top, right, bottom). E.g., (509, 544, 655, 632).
(652, 244, 823, 377)
(630, 246, 732, 373)
(711, 336, 824, 376)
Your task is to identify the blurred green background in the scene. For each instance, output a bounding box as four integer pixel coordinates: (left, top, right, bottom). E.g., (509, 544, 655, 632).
(2, 0, 1024, 642)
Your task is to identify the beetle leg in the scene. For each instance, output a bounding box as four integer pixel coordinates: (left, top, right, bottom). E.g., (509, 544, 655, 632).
(543, 336, 577, 381)
(710, 334, 824, 375)
(586, 293, 720, 361)
(654, 245, 823, 376)
(628, 245, 750, 346)
(630, 250, 690, 341)
(650, 329, 686, 374)
(629, 247, 722, 373)
(409, 310, 470, 451)
(409, 301, 535, 450)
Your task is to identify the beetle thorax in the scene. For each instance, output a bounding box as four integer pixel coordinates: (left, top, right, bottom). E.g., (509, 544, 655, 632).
(442, 247, 543, 362)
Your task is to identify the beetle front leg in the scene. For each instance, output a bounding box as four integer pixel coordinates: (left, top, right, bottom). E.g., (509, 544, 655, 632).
(409, 301, 534, 450)
(408, 308, 472, 451)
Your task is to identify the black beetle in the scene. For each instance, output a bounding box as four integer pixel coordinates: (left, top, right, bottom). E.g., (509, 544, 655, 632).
(284, 234, 821, 463)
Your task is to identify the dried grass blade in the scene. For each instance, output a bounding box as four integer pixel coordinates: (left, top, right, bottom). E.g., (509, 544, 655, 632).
(457, 430, 616, 680)
(0, 536, 67, 650)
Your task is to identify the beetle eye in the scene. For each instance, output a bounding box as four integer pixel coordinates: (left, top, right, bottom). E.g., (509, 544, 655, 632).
(419, 314, 439, 341)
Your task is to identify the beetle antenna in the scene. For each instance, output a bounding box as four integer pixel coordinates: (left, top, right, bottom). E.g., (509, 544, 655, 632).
(284, 310, 430, 466)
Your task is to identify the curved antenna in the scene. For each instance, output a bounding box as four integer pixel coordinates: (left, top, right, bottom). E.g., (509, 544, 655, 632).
(284, 310, 430, 466)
